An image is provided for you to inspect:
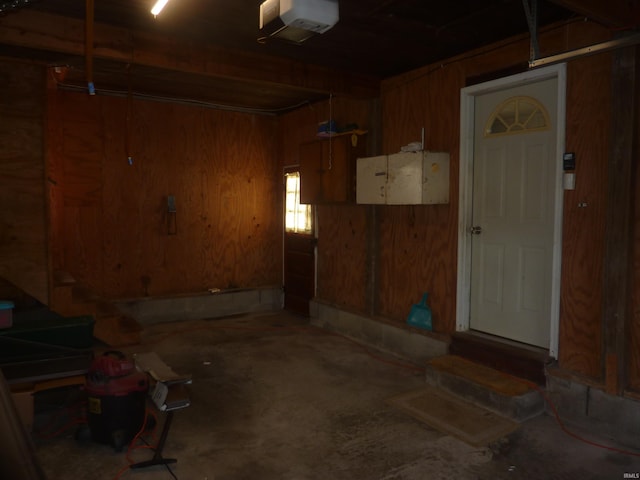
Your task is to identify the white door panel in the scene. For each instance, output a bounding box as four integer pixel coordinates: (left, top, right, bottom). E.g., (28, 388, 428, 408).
(469, 77, 557, 347)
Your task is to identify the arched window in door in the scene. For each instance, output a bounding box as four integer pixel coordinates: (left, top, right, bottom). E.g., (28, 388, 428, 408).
(484, 96, 550, 137)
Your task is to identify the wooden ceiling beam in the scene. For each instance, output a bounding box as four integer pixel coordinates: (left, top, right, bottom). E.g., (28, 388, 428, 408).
(0, 10, 379, 99)
(549, 0, 640, 28)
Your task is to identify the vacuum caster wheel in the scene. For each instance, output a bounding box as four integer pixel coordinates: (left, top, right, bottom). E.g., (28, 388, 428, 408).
(111, 429, 127, 452)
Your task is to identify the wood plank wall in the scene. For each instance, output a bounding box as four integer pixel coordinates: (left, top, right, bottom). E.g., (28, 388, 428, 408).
(385, 21, 613, 381)
(279, 97, 377, 314)
(47, 89, 282, 299)
(280, 20, 627, 384)
(560, 52, 611, 380)
(0, 61, 48, 304)
(5, 18, 631, 386)
(629, 52, 640, 392)
(379, 62, 462, 333)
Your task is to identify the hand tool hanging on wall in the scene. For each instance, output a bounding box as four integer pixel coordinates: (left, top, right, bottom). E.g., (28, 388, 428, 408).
(167, 195, 177, 235)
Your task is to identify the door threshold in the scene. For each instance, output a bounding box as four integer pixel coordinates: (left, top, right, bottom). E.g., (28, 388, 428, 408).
(450, 330, 551, 385)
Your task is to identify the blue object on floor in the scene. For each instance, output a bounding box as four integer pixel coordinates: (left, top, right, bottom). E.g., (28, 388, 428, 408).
(407, 293, 432, 331)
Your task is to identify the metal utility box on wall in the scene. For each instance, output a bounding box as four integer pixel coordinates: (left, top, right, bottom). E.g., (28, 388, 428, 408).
(356, 151, 450, 205)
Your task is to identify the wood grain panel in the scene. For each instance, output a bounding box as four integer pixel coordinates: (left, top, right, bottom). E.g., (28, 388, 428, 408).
(47, 70, 65, 278)
(377, 205, 457, 332)
(279, 97, 374, 313)
(378, 61, 462, 333)
(558, 54, 611, 379)
(279, 97, 375, 168)
(51, 89, 281, 299)
(0, 60, 48, 304)
(316, 204, 368, 312)
(101, 95, 145, 297)
(377, 21, 615, 384)
(631, 140, 640, 390)
(627, 49, 640, 392)
(283, 20, 616, 351)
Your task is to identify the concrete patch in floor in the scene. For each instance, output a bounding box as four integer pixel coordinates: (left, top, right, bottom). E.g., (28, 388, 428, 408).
(387, 385, 519, 447)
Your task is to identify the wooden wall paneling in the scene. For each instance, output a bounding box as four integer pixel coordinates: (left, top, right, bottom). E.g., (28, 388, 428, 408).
(425, 65, 464, 151)
(279, 21, 623, 391)
(58, 94, 104, 293)
(627, 48, 640, 392)
(197, 108, 223, 291)
(144, 102, 179, 296)
(377, 64, 463, 332)
(558, 53, 611, 380)
(202, 110, 233, 290)
(53, 89, 281, 300)
(376, 205, 455, 330)
(279, 97, 374, 314)
(298, 140, 324, 204)
(0, 61, 48, 303)
(602, 46, 637, 394)
(316, 204, 368, 312)
(47, 69, 67, 283)
(0, 62, 48, 302)
(381, 75, 429, 154)
(280, 97, 375, 168)
(101, 96, 145, 298)
(631, 109, 640, 391)
(218, 112, 281, 289)
(165, 105, 204, 293)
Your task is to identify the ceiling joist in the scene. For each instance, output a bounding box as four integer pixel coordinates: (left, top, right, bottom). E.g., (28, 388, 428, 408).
(0, 9, 379, 100)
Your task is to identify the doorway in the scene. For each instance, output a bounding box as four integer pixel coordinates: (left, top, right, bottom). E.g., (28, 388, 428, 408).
(457, 64, 566, 357)
(283, 168, 316, 316)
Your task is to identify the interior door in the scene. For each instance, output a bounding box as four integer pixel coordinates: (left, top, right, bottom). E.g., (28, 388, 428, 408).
(283, 168, 315, 316)
(470, 77, 557, 347)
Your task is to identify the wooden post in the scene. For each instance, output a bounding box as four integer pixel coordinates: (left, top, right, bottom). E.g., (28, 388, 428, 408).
(603, 44, 638, 395)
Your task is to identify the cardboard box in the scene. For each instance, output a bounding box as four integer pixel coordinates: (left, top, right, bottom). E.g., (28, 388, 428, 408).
(134, 352, 191, 412)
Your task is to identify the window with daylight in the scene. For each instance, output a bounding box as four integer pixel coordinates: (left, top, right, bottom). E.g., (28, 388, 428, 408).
(285, 172, 312, 234)
(485, 96, 550, 137)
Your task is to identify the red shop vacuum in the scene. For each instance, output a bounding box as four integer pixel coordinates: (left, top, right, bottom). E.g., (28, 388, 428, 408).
(86, 351, 149, 451)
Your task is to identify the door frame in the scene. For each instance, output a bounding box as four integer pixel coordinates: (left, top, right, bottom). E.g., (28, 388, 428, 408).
(456, 63, 567, 358)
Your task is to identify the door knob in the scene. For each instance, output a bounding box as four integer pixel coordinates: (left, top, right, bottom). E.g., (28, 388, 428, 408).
(469, 226, 482, 235)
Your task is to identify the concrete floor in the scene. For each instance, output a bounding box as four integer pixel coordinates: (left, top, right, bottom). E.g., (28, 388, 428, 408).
(34, 311, 640, 480)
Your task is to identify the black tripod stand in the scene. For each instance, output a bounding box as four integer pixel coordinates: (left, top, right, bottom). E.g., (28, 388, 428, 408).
(130, 411, 177, 470)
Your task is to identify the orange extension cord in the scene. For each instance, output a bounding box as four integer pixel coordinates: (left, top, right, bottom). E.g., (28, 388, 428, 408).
(113, 407, 160, 480)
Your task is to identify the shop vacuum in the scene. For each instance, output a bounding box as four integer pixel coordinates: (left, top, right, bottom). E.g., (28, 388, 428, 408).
(86, 351, 149, 451)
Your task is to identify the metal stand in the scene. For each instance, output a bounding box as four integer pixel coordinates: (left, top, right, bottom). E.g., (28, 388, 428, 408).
(130, 411, 176, 470)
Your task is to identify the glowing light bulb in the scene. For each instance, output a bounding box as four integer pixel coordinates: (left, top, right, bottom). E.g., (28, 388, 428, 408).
(151, 0, 171, 16)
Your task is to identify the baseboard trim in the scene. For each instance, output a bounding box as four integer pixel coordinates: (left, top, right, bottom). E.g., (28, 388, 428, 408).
(114, 287, 283, 325)
(309, 300, 448, 364)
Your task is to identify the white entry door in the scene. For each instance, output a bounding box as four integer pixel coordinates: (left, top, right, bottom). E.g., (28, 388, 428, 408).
(469, 77, 558, 347)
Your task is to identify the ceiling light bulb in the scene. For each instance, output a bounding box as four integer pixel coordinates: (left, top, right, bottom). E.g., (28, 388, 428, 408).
(151, 0, 171, 16)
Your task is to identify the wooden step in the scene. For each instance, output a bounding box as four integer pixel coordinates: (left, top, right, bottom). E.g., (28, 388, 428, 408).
(426, 355, 545, 422)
